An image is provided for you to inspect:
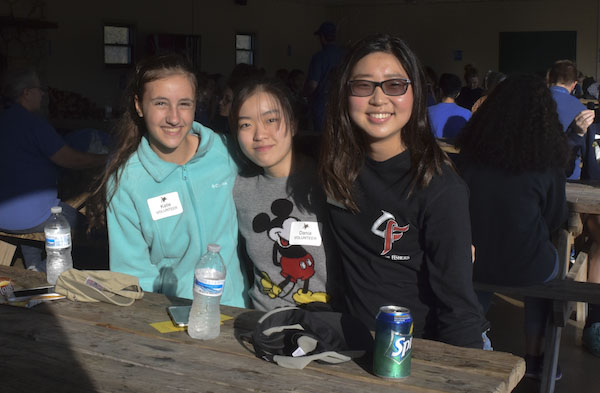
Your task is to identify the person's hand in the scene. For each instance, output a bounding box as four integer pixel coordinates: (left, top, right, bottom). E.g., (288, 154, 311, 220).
(574, 109, 595, 136)
(471, 245, 476, 264)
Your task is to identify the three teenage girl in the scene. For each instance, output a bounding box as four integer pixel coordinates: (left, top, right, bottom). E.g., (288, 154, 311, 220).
(93, 37, 487, 349)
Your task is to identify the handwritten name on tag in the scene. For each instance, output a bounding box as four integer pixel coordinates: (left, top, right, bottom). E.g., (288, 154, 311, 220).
(147, 192, 184, 221)
(289, 221, 322, 247)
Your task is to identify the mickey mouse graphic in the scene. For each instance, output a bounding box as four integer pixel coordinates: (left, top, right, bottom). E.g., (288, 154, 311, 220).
(252, 199, 329, 305)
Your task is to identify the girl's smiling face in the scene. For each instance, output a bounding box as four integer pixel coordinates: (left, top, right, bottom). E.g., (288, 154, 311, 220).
(237, 90, 294, 177)
(348, 51, 414, 160)
(135, 73, 196, 163)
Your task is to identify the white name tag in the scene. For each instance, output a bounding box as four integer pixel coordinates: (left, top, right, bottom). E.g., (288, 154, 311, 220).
(147, 192, 184, 221)
(289, 221, 322, 247)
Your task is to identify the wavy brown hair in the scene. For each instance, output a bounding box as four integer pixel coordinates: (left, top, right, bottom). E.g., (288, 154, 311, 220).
(86, 53, 197, 231)
(319, 33, 451, 212)
(456, 74, 569, 173)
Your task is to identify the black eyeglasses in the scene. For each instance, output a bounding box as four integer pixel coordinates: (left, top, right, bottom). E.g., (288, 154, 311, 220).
(348, 78, 412, 97)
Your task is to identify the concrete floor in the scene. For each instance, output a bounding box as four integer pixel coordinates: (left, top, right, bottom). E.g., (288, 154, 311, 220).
(486, 293, 600, 393)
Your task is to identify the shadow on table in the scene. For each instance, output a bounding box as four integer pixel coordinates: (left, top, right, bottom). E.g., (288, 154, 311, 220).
(2, 303, 98, 392)
(233, 309, 264, 356)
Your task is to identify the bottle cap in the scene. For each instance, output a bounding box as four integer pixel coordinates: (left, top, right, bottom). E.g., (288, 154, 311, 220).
(50, 206, 62, 214)
(207, 243, 221, 253)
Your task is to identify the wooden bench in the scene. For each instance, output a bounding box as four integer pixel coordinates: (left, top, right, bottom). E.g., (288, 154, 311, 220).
(474, 227, 600, 393)
(0, 192, 90, 266)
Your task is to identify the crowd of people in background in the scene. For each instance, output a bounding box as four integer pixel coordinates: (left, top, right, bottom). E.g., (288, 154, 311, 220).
(2, 22, 600, 385)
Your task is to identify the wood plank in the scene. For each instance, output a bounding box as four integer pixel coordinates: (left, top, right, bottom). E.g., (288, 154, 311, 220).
(437, 139, 460, 154)
(0, 231, 45, 242)
(473, 279, 600, 305)
(0, 305, 521, 393)
(566, 181, 600, 214)
(0, 239, 16, 266)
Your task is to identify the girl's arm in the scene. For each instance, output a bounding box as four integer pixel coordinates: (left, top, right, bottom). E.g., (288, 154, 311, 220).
(423, 183, 488, 349)
(107, 184, 158, 293)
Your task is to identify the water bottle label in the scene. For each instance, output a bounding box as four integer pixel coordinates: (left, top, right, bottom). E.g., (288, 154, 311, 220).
(194, 278, 225, 296)
(45, 233, 71, 249)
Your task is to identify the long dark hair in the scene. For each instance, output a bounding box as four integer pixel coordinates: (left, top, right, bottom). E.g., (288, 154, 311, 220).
(228, 76, 297, 176)
(87, 53, 197, 230)
(319, 33, 450, 212)
(456, 74, 569, 173)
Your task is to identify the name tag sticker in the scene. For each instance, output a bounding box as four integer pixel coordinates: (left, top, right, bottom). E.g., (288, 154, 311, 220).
(147, 192, 184, 221)
(289, 221, 322, 247)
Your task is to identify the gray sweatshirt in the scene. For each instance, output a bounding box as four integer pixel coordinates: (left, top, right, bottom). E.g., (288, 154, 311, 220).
(233, 161, 339, 311)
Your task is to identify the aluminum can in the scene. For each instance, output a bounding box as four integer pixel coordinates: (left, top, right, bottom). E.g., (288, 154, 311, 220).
(373, 305, 413, 379)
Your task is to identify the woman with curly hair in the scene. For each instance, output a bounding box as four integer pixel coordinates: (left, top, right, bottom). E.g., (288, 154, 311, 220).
(320, 33, 488, 349)
(457, 73, 569, 379)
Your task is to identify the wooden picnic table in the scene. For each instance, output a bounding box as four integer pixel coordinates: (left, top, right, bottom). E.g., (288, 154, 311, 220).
(0, 266, 525, 393)
(566, 180, 600, 215)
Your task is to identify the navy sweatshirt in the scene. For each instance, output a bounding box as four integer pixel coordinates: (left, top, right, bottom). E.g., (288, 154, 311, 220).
(460, 164, 567, 286)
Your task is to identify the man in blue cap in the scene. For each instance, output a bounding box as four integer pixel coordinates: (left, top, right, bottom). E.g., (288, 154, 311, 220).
(303, 21, 344, 133)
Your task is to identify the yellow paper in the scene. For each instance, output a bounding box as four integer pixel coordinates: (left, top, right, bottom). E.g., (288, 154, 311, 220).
(220, 313, 233, 323)
(151, 320, 186, 333)
(151, 314, 234, 333)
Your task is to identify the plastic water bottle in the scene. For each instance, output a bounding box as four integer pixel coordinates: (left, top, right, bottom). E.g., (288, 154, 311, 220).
(44, 206, 73, 285)
(188, 243, 226, 340)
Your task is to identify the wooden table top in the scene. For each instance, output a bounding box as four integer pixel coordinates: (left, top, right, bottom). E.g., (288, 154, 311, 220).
(566, 180, 600, 214)
(0, 266, 524, 393)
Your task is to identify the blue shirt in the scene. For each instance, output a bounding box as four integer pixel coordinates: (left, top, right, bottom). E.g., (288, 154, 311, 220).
(307, 43, 344, 132)
(550, 85, 586, 131)
(550, 85, 586, 179)
(428, 102, 472, 139)
(0, 104, 65, 230)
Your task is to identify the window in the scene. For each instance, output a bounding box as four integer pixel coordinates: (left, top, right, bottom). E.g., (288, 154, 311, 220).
(236, 33, 255, 65)
(104, 25, 133, 66)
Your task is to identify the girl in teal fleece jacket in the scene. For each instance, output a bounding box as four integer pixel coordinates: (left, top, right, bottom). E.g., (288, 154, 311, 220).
(87, 54, 249, 307)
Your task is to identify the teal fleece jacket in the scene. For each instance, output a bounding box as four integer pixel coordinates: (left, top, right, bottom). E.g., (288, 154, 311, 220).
(107, 122, 249, 307)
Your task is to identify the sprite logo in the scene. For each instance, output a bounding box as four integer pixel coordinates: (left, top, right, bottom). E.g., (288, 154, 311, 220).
(388, 333, 412, 362)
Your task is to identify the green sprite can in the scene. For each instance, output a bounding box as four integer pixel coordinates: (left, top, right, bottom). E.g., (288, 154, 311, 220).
(373, 305, 413, 379)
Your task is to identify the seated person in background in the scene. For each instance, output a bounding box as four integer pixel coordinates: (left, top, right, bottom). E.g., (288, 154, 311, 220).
(0, 68, 106, 271)
(319, 33, 488, 349)
(193, 72, 217, 127)
(548, 59, 593, 180)
(548, 62, 600, 355)
(86, 54, 248, 307)
(584, 77, 600, 100)
(457, 74, 569, 379)
(471, 70, 506, 113)
(456, 64, 483, 110)
(427, 73, 471, 139)
(570, 109, 600, 358)
(229, 77, 340, 311)
(424, 66, 438, 107)
(209, 84, 233, 134)
(210, 64, 263, 134)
